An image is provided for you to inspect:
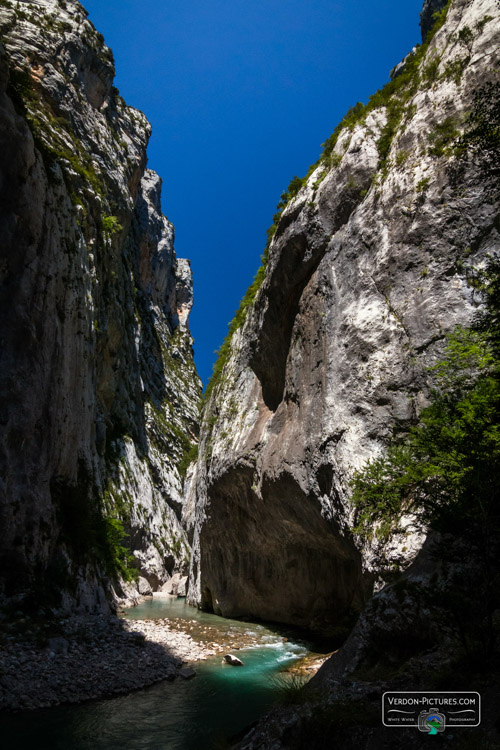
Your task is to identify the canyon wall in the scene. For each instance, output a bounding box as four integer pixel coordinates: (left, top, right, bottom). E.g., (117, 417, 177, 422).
(0, 0, 201, 612)
(187, 0, 500, 635)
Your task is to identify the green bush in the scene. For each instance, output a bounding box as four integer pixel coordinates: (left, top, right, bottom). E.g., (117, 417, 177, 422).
(422, 56, 441, 85)
(376, 101, 404, 167)
(177, 442, 199, 478)
(456, 25, 474, 51)
(103, 516, 138, 582)
(51, 463, 138, 583)
(427, 116, 460, 156)
(351, 260, 500, 660)
(267, 174, 307, 242)
(352, 329, 498, 539)
(453, 81, 500, 158)
(320, 101, 367, 161)
(395, 149, 410, 166)
(416, 177, 430, 192)
(204, 246, 269, 403)
(443, 56, 470, 85)
(351, 259, 500, 542)
(475, 15, 493, 34)
(268, 672, 310, 705)
(102, 215, 123, 237)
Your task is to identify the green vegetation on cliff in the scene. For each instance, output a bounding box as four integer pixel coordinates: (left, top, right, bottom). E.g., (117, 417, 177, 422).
(351, 78, 500, 539)
(350, 258, 500, 661)
(352, 258, 500, 545)
(50, 465, 139, 593)
(203, 245, 269, 404)
(7, 68, 104, 195)
(203, 1, 459, 405)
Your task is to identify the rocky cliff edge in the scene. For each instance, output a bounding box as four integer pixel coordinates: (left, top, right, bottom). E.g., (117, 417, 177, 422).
(0, 0, 202, 613)
(187, 0, 500, 636)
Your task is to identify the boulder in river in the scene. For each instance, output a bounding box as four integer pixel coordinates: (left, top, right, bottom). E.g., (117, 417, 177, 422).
(138, 577, 153, 596)
(178, 668, 196, 680)
(161, 573, 189, 596)
(223, 654, 244, 666)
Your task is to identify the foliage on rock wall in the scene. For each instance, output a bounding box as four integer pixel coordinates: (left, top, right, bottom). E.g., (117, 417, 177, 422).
(6, 67, 105, 199)
(351, 257, 500, 546)
(202, 0, 461, 406)
(453, 80, 500, 165)
(203, 245, 269, 404)
(0, 1, 201, 603)
(51, 462, 138, 580)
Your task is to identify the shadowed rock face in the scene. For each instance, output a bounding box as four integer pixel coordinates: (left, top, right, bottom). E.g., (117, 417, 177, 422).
(248, 151, 374, 413)
(187, 0, 500, 635)
(420, 0, 449, 41)
(0, 1, 201, 611)
(199, 467, 363, 634)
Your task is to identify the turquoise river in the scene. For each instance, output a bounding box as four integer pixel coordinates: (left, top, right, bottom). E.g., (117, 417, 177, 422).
(0, 598, 330, 749)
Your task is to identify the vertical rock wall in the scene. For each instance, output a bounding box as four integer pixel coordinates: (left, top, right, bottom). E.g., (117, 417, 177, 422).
(188, 0, 500, 634)
(0, 0, 201, 612)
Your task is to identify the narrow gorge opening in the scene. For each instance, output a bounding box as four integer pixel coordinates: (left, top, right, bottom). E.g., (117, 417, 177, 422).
(1, 0, 499, 746)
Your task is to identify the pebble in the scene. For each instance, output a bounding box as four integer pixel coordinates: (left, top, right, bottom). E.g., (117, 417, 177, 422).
(0, 614, 216, 712)
(0, 613, 298, 713)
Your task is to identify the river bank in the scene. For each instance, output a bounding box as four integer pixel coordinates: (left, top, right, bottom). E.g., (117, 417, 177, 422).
(0, 598, 336, 748)
(0, 595, 331, 717)
(0, 610, 217, 712)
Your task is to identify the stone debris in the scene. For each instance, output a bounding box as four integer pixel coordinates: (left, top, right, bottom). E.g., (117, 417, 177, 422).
(0, 615, 214, 712)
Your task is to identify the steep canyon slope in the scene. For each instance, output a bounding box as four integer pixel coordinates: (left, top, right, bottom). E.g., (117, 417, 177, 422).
(187, 0, 500, 637)
(0, 0, 201, 612)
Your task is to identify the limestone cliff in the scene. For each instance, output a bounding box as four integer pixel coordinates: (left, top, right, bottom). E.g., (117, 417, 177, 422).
(0, 0, 201, 612)
(187, 0, 500, 635)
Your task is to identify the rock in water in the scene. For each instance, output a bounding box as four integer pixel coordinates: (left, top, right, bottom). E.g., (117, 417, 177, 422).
(223, 654, 244, 666)
(178, 667, 196, 680)
(160, 572, 188, 596)
(137, 578, 153, 597)
(177, 576, 188, 597)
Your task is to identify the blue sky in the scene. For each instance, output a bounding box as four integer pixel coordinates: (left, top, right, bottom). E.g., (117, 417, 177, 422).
(84, 0, 424, 386)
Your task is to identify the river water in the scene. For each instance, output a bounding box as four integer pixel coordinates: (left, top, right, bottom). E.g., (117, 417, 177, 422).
(0, 598, 323, 749)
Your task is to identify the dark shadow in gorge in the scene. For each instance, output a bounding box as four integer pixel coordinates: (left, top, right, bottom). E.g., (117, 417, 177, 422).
(198, 464, 365, 637)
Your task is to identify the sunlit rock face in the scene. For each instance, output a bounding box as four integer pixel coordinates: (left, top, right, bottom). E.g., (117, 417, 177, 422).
(0, 0, 201, 612)
(188, 0, 500, 634)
